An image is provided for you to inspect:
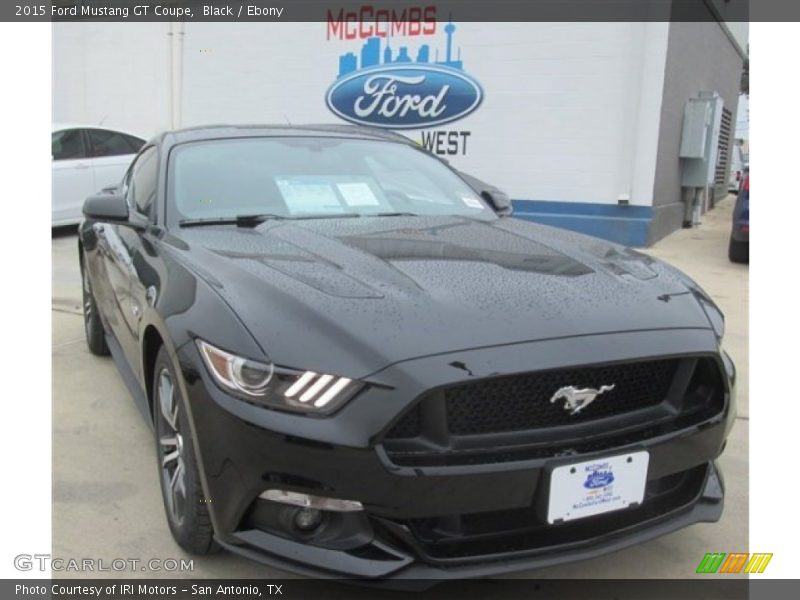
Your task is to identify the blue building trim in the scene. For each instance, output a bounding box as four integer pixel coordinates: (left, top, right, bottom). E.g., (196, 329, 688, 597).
(512, 200, 653, 247)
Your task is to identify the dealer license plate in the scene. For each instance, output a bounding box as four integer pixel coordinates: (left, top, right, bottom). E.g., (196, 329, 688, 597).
(547, 451, 649, 524)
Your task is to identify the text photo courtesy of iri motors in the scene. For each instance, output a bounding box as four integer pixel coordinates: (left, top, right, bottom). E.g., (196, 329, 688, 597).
(46, 2, 751, 592)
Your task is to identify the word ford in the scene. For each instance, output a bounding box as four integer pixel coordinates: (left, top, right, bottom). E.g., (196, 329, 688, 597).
(326, 65, 483, 129)
(355, 74, 447, 119)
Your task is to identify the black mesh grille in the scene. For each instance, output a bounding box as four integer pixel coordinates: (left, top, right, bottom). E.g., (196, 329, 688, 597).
(387, 405, 423, 439)
(383, 426, 665, 467)
(385, 405, 422, 439)
(387, 359, 679, 439)
(446, 359, 678, 434)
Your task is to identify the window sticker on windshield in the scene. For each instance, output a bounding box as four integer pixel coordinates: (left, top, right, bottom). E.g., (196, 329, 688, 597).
(462, 196, 485, 209)
(276, 178, 343, 214)
(337, 182, 380, 207)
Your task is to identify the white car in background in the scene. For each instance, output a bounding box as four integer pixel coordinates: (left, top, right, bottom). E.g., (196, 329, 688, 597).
(52, 124, 146, 226)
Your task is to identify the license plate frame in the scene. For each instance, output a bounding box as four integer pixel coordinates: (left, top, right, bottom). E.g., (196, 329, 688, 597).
(546, 451, 649, 524)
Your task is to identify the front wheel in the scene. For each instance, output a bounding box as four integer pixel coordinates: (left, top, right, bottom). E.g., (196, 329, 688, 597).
(153, 347, 219, 555)
(81, 254, 109, 356)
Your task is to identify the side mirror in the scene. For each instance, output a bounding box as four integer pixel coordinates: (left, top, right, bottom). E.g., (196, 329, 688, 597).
(457, 170, 513, 217)
(481, 189, 513, 217)
(83, 193, 129, 222)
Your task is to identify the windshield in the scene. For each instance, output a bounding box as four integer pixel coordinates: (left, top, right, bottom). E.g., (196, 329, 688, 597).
(168, 137, 494, 225)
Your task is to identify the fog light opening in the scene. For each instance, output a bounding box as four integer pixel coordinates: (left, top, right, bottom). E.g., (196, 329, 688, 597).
(293, 507, 324, 532)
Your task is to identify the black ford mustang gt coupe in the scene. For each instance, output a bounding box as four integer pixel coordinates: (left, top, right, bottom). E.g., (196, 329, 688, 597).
(78, 125, 735, 581)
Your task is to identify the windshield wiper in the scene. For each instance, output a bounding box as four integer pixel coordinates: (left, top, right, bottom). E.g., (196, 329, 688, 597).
(370, 212, 420, 217)
(178, 212, 422, 227)
(179, 214, 286, 228)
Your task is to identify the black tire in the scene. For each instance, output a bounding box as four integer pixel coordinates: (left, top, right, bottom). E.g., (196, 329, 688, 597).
(81, 254, 110, 356)
(728, 237, 749, 263)
(153, 346, 220, 555)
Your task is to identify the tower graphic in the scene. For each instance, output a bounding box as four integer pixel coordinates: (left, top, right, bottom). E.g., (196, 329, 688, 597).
(444, 22, 455, 63)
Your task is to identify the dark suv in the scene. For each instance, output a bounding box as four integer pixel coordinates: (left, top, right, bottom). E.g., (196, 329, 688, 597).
(729, 173, 750, 263)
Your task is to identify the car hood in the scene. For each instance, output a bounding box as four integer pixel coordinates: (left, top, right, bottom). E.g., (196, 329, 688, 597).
(171, 216, 714, 378)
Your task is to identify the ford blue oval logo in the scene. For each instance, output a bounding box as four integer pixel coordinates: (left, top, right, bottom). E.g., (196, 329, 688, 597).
(584, 470, 615, 489)
(326, 65, 483, 130)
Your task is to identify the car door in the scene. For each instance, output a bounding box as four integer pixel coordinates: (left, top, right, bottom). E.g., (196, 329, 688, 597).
(101, 146, 158, 369)
(52, 128, 94, 225)
(86, 128, 145, 194)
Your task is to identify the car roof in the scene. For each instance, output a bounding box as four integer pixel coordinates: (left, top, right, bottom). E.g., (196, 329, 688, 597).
(52, 123, 145, 140)
(157, 123, 418, 148)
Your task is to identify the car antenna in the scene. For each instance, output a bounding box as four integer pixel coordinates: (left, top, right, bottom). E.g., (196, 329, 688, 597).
(98, 115, 108, 126)
(283, 114, 292, 125)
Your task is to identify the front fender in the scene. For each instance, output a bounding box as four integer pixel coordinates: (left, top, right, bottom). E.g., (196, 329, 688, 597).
(136, 243, 268, 539)
(138, 240, 269, 370)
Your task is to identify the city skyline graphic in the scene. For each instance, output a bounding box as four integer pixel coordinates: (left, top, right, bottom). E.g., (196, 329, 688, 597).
(337, 21, 464, 78)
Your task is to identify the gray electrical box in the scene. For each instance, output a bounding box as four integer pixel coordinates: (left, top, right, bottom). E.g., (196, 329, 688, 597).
(680, 92, 724, 187)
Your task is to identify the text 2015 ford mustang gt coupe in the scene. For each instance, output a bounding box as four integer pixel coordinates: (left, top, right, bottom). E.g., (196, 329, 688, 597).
(78, 125, 735, 581)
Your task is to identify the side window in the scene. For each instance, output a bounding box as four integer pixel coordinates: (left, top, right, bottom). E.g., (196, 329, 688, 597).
(125, 147, 158, 219)
(123, 134, 146, 152)
(87, 128, 140, 157)
(52, 129, 87, 160)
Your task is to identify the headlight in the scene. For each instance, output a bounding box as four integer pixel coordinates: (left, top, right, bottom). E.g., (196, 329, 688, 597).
(196, 339, 359, 414)
(197, 339, 274, 396)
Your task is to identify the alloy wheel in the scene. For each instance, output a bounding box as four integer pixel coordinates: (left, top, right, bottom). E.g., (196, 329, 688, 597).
(82, 260, 93, 329)
(157, 368, 188, 527)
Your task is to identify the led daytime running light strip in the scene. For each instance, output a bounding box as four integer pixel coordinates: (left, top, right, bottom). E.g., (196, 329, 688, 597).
(284, 371, 353, 408)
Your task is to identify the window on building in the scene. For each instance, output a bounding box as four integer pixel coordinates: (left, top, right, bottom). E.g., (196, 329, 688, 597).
(715, 107, 733, 186)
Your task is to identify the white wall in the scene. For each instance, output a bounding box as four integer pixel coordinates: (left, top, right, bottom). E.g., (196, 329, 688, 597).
(52, 23, 172, 139)
(53, 22, 669, 207)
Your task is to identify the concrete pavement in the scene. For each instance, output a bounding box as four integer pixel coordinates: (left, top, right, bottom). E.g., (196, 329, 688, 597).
(51, 196, 747, 581)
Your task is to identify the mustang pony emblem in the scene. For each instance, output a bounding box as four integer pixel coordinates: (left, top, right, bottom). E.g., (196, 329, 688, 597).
(549, 384, 616, 415)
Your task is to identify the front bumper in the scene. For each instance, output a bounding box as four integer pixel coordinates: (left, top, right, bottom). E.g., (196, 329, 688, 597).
(174, 328, 735, 580)
(220, 461, 724, 581)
